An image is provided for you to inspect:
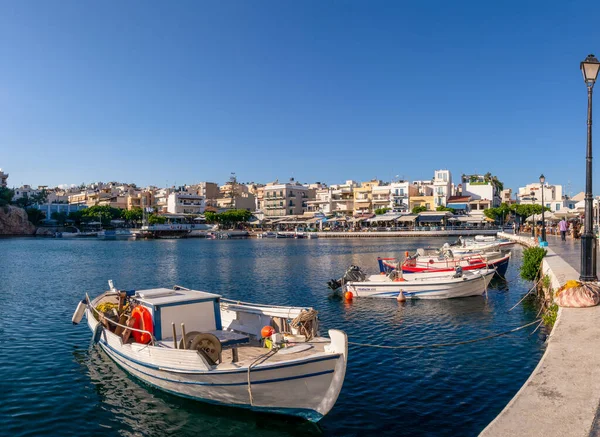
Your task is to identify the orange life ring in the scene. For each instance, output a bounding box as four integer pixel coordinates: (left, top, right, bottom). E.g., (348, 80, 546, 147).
(130, 306, 154, 344)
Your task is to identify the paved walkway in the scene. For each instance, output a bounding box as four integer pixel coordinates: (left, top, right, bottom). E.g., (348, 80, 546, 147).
(483, 234, 600, 437)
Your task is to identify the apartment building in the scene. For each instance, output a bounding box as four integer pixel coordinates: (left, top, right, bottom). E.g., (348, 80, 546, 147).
(518, 181, 564, 212)
(167, 192, 205, 214)
(432, 169, 453, 208)
(263, 181, 314, 217)
(463, 175, 501, 209)
(389, 181, 417, 212)
(353, 180, 381, 215)
(371, 185, 391, 211)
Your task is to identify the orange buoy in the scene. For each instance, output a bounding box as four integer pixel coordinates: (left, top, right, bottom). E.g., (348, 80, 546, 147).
(130, 306, 154, 344)
(261, 325, 275, 338)
(344, 291, 354, 301)
(405, 251, 409, 258)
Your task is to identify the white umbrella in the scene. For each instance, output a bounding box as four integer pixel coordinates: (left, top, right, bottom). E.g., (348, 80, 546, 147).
(526, 212, 558, 222)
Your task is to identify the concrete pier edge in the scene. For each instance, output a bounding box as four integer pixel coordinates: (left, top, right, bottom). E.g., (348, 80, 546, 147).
(480, 232, 600, 437)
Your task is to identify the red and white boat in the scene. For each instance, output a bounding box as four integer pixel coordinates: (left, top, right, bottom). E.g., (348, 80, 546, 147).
(378, 249, 511, 276)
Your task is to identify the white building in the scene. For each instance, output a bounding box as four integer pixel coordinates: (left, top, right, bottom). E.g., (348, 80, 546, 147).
(463, 176, 501, 209)
(518, 182, 564, 212)
(432, 169, 453, 208)
(13, 185, 42, 201)
(167, 192, 205, 214)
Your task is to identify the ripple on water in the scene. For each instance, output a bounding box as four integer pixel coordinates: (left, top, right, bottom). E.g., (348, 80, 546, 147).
(0, 237, 546, 436)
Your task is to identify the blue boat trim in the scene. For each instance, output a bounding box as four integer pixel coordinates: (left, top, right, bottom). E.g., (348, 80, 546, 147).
(99, 337, 339, 375)
(103, 344, 334, 386)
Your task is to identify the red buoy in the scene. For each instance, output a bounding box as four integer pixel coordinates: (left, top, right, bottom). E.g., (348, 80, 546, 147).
(261, 326, 275, 338)
(344, 291, 354, 301)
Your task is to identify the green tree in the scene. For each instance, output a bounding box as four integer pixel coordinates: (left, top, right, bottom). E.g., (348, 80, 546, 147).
(436, 206, 455, 212)
(484, 203, 512, 223)
(375, 207, 390, 215)
(148, 214, 166, 225)
(122, 207, 143, 224)
(67, 210, 85, 225)
(412, 205, 427, 214)
(26, 208, 46, 225)
(204, 211, 217, 223)
(82, 205, 123, 225)
(31, 189, 48, 205)
(51, 211, 68, 225)
(0, 187, 14, 206)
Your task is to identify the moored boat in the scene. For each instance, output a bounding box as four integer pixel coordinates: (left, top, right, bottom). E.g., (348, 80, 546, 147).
(328, 266, 494, 299)
(73, 282, 347, 422)
(97, 229, 134, 240)
(379, 250, 511, 277)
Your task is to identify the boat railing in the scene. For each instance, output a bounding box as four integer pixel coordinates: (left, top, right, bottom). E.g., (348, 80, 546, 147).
(86, 294, 156, 346)
(172, 285, 310, 311)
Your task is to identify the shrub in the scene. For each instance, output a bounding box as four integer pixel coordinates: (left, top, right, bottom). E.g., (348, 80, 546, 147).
(520, 246, 547, 281)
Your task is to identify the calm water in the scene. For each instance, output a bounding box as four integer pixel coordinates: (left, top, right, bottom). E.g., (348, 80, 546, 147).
(0, 237, 546, 436)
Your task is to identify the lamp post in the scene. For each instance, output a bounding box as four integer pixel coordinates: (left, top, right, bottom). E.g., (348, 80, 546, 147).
(540, 174, 546, 242)
(580, 54, 600, 281)
(530, 190, 536, 238)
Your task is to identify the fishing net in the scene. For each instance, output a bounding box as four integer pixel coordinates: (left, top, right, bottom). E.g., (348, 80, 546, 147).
(554, 280, 600, 308)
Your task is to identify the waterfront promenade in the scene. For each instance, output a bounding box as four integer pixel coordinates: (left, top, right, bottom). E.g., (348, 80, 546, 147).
(482, 233, 600, 437)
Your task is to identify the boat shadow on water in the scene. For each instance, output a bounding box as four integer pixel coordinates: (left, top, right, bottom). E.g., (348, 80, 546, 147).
(74, 347, 324, 437)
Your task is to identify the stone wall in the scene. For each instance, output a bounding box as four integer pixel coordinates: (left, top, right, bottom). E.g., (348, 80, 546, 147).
(0, 205, 36, 235)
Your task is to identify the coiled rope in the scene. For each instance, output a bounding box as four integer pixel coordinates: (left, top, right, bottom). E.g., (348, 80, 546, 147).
(346, 319, 541, 349)
(290, 308, 318, 340)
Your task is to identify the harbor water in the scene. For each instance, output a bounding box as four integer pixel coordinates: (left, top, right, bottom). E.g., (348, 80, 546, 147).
(0, 237, 546, 436)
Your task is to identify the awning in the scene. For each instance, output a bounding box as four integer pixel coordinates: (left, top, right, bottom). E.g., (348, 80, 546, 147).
(447, 203, 468, 210)
(348, 217, 368, 223)
(367, 213, 402, 223)
(397, 215, 417, 222)
(416, 214, 445, 223)
(454, 216, 486, 223)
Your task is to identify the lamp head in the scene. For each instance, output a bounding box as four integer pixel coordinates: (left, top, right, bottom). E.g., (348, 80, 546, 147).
(581, 54, 600, 86)
(539, 174, 545, 184)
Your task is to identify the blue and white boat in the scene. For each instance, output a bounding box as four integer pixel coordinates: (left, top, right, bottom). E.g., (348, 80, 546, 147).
(72, 282, 347, 421)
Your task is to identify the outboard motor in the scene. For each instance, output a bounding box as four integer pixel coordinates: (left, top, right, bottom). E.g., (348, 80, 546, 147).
(327, 265, 367, 290)
(453, 266, 463, 278)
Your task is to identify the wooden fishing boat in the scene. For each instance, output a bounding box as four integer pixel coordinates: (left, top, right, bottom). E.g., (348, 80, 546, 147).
(328, 266, 495, 299)
(72, 282, 347, 422)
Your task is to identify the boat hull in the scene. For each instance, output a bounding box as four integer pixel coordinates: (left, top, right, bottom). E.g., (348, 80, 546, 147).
(86, 310, 346, 422)
(344, 271, 494, 299)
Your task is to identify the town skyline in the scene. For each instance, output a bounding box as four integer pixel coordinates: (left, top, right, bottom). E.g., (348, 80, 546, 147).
(2, 2, 599, 195)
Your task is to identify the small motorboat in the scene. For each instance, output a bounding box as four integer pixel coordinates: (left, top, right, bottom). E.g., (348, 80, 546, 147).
(444, 236, 515, 255)
(73, 282, 347, 422)
(257, 232, 277, 238)
(327, 265, 495, 299)
(379, 249, 511, 277)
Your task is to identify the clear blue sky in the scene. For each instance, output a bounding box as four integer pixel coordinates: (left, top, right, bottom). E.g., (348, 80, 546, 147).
(0, 0, 597, 196)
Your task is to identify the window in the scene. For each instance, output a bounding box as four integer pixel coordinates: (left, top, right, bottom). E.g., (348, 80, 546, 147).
(289, 209, 293, 214)
(555, 204, 560, 211)
(400, 189, 404, 196)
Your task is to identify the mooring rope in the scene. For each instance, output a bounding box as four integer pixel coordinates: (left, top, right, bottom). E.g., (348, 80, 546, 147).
(346, 319, 541, 350)
(247, 349, 278, 406)
(507, 261, 545, 312)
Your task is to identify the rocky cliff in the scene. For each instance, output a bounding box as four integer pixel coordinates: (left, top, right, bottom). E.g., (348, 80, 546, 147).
(0, 205, 36, 235)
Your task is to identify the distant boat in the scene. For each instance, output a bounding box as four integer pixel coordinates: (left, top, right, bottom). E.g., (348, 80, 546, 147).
(97, 229, 134, 240)
(55, 226, 97, 238)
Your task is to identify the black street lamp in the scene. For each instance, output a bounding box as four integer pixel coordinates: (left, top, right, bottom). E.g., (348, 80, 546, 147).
(580, 54, 600, 282)
(530, 190, 536, 238)
(540, 174, 546, 242)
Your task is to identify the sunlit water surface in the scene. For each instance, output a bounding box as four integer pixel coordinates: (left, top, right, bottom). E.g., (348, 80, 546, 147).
(0, 237, 545, 436)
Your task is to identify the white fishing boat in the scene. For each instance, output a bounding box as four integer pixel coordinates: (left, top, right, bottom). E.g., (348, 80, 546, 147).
(328, 266, 495, 299)
(97, 229, 134, 240)
(72, 282, 347, 422)
(443, 236, 515, 255)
